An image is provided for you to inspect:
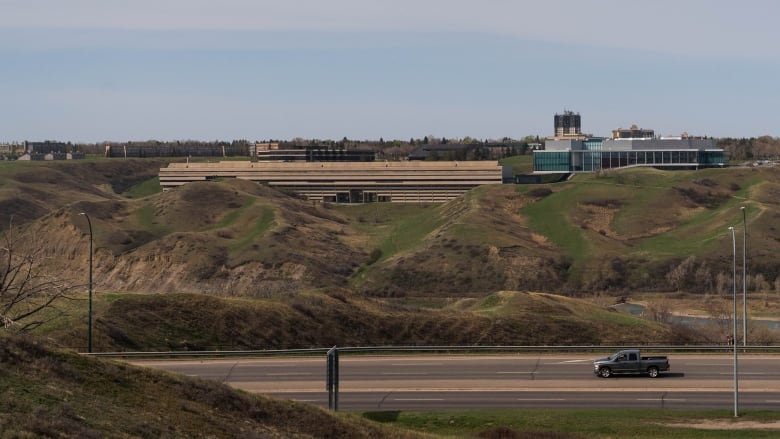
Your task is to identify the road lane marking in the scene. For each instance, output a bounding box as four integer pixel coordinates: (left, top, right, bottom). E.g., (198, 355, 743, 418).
(496, 371, 535, 374)
(718, 372, 766, 375)
(517, 398, 565, 401)
(637, 399, 686, 401)
(689, 363, 732, 366)
(394, 398, 444, 401)
(765, 400, 780, 403)
(546, 360, 591, 364)
(391, 363, 443, 366)
(382, 372, 429, 375)
(266, 373, 312, 376)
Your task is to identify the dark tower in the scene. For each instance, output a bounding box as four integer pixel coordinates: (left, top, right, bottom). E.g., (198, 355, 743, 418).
(554, 110, 581, 137)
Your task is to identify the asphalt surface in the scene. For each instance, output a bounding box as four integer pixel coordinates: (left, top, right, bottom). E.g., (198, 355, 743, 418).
(131, 353, 780, 410)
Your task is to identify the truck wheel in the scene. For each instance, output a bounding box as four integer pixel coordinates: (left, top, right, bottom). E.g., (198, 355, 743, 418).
(598, 367, 612, 378)
(647, 366, 659, 378)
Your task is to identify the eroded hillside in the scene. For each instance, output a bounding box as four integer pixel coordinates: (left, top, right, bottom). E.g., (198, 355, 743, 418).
(4, 160, 780, 298)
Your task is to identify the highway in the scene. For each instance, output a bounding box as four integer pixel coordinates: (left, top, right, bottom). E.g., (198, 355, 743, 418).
(130, 353, 780, 410)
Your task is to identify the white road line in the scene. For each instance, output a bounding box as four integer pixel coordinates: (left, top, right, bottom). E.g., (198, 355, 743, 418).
(394, 398, 444, 401)
(718, 372, 766, 375)
(689, 363, 733, 366)
(517, 398, 565, 401)
(765, 400, 780, 403)
(637, 399, 686, 402)
(390, 363, 443, 366)
(382, 372, 429, 375)
(266, 373, 312, 376)
(548, 360, 591, 364)
(496, 371, 535, 374)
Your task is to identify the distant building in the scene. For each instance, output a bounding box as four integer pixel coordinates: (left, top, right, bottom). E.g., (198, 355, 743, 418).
(104, 142, 247, 158)
(25, 141, 69, 154)
(612, 124, 655, 139)
(407, 142, 526, 161)
(554, 110, 583, 138)
(11, 141, 85, 160)
(253, 142, 375, 162)
(534, 112, 724, 173)
(0, 142, 26, 158)
(160, 160, 509, 203)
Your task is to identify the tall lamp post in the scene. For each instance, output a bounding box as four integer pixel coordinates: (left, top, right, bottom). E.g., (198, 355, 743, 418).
(79, 212, 93, 353)
(741, 206, 747, 347)
(729, 226, 739, 417)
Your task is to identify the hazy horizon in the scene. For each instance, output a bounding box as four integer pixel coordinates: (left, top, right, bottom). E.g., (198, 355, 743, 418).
(2, 1, 779, 143)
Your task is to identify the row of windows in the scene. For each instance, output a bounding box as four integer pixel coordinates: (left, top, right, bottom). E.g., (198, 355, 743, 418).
(533, 151, 570, 172)
(534, 150, 724, 172)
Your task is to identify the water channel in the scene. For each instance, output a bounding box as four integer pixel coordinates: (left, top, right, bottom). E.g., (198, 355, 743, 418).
(613, 302, 780, 330)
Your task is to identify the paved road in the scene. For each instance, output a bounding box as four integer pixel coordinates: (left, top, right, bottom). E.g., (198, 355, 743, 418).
(131, 353, 780, 410)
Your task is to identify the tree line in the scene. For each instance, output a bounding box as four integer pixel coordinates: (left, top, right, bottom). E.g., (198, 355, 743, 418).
(718, 136, 780, 161)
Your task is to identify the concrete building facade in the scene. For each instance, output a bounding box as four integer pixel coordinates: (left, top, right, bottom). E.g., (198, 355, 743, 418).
(160, 160, 508, 203)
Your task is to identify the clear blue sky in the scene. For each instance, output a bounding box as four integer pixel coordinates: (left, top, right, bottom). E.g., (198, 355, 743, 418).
(1, 0, 778, 143)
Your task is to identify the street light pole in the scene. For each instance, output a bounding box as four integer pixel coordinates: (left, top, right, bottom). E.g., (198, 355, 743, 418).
(741, 206, 747, 347)
(79, 212, 93, 353)
(729, 226, 739, 417)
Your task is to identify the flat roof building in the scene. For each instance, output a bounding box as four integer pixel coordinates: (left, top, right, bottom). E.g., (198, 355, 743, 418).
(160, 160, 509, 203)
(535, 113, 724, 173)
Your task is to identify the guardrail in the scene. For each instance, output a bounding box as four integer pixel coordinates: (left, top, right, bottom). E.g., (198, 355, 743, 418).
(86, 344, 780, 359)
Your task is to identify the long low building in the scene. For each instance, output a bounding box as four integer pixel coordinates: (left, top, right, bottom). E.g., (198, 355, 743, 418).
(159, 160, 509, 203)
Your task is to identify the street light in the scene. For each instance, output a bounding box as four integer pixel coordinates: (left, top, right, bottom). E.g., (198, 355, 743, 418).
(729, 226, 739, 417)
(79, 212, 93, 353)
(741, 206, 747, 347)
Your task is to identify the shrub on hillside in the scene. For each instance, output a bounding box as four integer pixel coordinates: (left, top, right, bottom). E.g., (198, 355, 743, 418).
(528, 187, 552, 198)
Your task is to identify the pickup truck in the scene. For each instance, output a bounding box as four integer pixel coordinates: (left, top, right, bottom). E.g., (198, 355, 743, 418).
(593, 349, 669, 378)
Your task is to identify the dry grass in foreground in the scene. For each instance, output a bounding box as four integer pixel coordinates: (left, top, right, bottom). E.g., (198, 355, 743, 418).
(0, 333, 428, 438)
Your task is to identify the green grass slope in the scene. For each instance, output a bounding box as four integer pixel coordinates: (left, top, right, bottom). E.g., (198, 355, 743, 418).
(517, 166, 780, 290)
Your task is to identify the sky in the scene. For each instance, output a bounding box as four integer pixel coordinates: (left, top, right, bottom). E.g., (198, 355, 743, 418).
(1, 0, 779, 143)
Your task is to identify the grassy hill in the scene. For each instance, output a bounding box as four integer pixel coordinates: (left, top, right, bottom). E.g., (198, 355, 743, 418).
(6, 160, 779, 298)
(40, 290, 684, 352)
(2, 159, 780, 348)
(0, 332, 425, 438)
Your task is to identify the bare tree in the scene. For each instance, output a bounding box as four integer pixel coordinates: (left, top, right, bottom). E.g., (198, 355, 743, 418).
(645, 297, 673, 323)
(665, 255, 696, 292)
(753, 273, 770, 307)
(715, 271, 731, 296)
(775, 275, 780, 300)
(1, 222, 78, 332)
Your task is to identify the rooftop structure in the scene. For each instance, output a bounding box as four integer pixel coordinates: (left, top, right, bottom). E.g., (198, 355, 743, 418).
(612, 124, 655, 139)
(554, 110, 582, 138)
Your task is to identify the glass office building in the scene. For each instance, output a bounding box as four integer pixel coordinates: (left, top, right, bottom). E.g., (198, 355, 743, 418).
(534, 138, 724, 173)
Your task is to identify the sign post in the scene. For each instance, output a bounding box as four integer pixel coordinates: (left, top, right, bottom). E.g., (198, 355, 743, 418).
(326, 346, 339, 411)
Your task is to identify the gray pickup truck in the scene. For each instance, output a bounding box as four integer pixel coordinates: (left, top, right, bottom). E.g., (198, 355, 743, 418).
(593, 349, 670, 378)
